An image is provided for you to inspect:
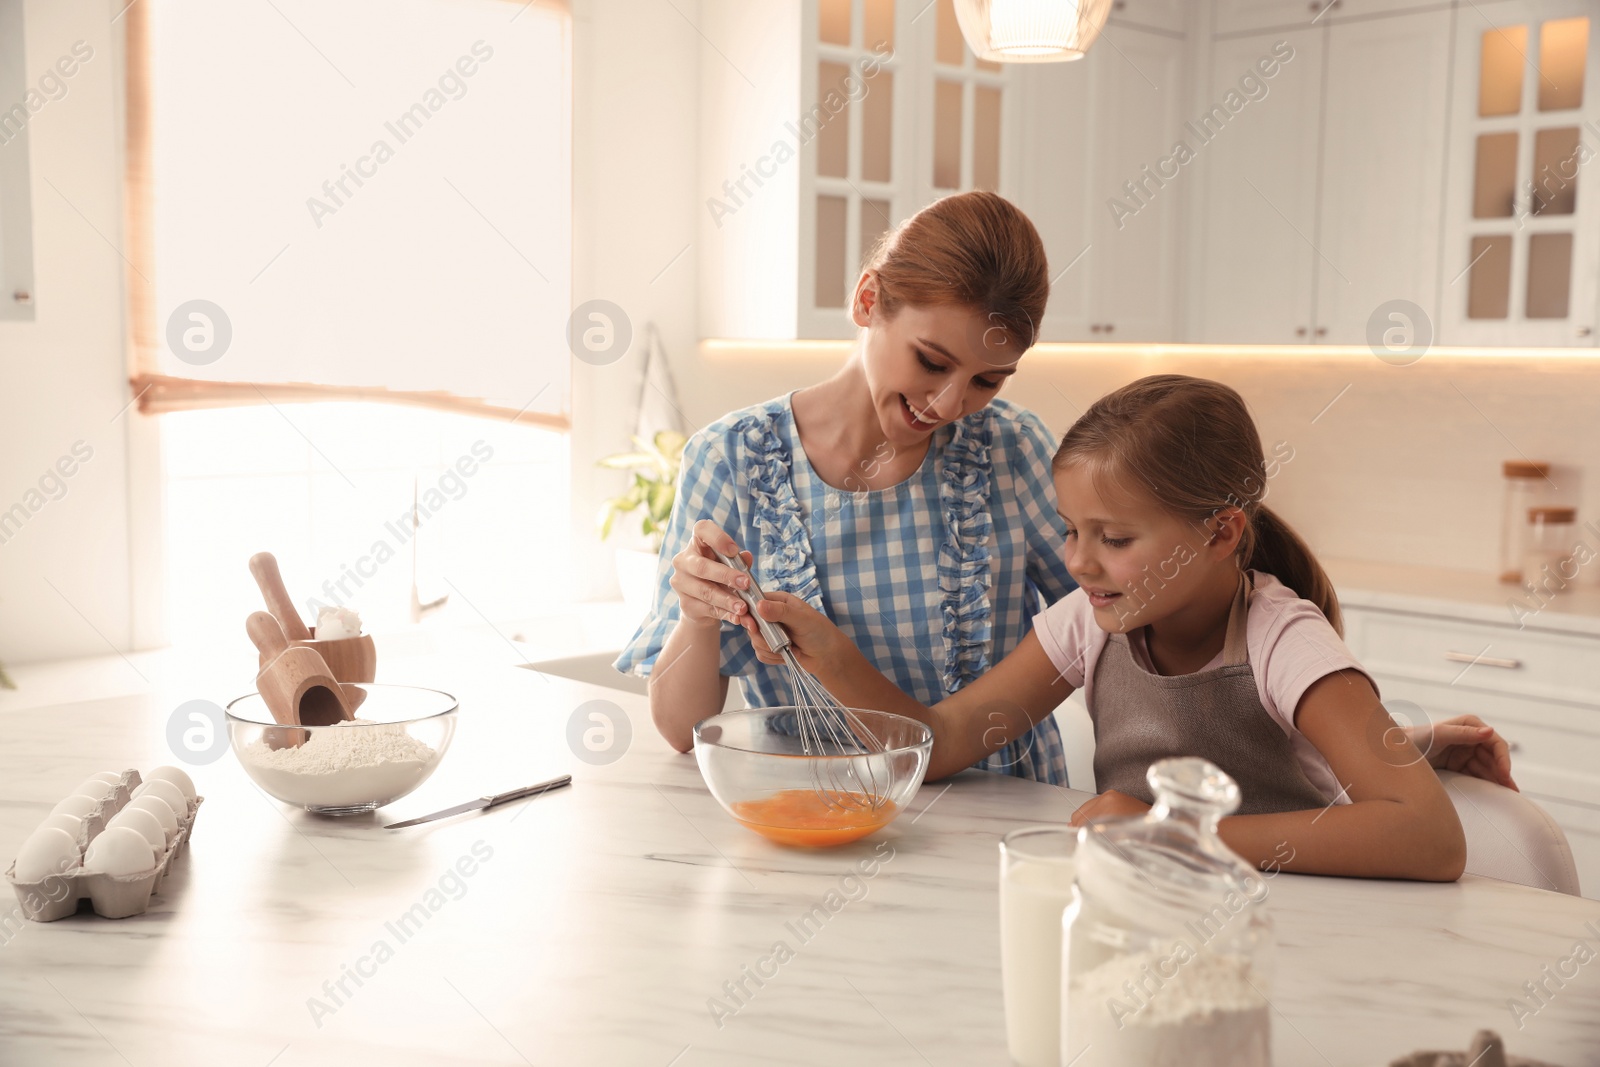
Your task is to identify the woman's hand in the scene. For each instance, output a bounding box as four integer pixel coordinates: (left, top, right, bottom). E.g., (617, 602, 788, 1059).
(736, 590, 850, 674)
(1407, 714, 1518, 791)
(1068, 789, 1151, 828)
(667, 521, 753, 627)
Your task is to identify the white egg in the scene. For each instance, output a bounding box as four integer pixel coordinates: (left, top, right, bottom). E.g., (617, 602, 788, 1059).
(35, 813, 84, 841)
(51, 794, 103, 819)
(106, 807, 165, 856)
(125, 794, 179, 839)
(83, 827, 156, 876)
(88, 770, 124, 786)
(74, 777, 120, 801)
(14, 827, 80, 882)
(144, 765, 196, 802)
(131, 779, 188, 818)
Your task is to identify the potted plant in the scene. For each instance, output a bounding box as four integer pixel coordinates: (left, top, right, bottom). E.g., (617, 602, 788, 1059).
(597, 430, 687, 614)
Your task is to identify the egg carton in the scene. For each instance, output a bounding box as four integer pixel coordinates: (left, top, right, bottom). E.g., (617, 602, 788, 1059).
(4, 769, 203, 922)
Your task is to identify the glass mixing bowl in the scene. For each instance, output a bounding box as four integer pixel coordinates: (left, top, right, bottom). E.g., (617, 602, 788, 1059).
(226, 684, 457, 815)
(693, 707, 934, 847)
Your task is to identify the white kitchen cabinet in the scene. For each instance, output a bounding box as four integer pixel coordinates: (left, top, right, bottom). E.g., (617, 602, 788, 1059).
(0, 0, 34, 321)
(1193, 10, 1454, 344)
(1011, 62, 1096, 339)
(1314, 7, 1453, 343)
(1214, 0, 1316, 34)
(1190, 29, 1323, 343)
(1016, 24, 1188, 342)
(1214, 0, 1448, 35)
(1087, 26, 1188, 341)
(1107, 0, 1191, 33)
(1343, 600, 1600, 899)
(1438, 0, 1600, 347)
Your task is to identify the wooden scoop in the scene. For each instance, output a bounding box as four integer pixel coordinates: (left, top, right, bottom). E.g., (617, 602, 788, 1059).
(246, 612, 363, 736)
(249, 552, 312, 641)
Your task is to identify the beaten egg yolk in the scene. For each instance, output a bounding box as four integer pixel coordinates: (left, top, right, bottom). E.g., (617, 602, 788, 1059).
(731, 788, 897, 847)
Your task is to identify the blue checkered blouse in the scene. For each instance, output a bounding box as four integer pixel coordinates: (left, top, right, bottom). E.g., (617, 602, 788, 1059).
(614, 393, 1078, 784)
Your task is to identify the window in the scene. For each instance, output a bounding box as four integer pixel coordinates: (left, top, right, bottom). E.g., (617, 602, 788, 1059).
(133, 0, 573, 644)
(162, 402, 571, 649)
(135, 0, 570, 415)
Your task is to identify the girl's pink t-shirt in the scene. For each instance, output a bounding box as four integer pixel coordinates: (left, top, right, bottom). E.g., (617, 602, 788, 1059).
(1032, 569, 1375, 805)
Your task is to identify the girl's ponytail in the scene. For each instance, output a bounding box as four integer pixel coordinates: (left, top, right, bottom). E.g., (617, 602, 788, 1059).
(1244, 506, 1343, 638)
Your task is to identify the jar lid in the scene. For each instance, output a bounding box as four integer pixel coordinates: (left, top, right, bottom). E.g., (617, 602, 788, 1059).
(1504, 460, 1551, 479)
(1528, 506, 1578, 523)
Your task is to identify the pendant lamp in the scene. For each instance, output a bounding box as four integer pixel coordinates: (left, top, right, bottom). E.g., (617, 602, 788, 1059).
(952, 0, 1115, 63)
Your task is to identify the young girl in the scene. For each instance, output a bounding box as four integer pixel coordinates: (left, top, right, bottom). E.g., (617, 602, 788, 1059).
(617, 191, 1078, 782)
(731, 375, 1513, 881)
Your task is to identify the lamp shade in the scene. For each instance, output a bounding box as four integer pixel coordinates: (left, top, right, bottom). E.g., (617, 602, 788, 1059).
(953, 0, 1114, 63)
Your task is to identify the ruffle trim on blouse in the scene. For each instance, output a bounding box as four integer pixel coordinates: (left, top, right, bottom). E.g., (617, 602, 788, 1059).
(938, 408, 996, 694)
(732, 411, 826, 611)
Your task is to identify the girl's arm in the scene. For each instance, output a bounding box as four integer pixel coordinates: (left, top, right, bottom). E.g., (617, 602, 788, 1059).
(741, 593, 1076, 780)
(1072, 669, 1468, 882)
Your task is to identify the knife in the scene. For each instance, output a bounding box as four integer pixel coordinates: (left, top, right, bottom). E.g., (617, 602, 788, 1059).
(383, 774, 573, 829)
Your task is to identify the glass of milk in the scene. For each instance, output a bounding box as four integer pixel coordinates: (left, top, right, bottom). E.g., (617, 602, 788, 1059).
(999, 825, 1079, 1067)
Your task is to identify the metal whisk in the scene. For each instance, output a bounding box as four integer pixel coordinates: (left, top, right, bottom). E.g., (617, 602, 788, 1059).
(715, 550, 888, 811)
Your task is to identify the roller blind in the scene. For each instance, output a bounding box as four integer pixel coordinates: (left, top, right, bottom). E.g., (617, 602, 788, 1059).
(124, 0, 571, 428)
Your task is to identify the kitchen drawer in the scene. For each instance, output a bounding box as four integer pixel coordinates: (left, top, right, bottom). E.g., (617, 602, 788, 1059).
(1369, 674, 1600, 807)
(1351, 608, 1600, 710)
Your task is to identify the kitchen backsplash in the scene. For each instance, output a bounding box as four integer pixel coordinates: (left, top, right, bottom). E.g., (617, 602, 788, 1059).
(690, 342, 1600, 583)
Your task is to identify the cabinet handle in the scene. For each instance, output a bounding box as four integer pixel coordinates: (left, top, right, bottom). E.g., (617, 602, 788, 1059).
(1090, 323, 1102, 334)
(1295, 326, 1308, 337)
(1443, 650, 1523, 670)
(1578, 326, 1592, 337)
(1315, 326, 1327, 337)
(1105, 323, 1115, 334)
(1508, 740, 1523, 754)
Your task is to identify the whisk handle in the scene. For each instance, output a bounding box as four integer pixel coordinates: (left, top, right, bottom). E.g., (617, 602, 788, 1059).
(712, 549, 793, 654)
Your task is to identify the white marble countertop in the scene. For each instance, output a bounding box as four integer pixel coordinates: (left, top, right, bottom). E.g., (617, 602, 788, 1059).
(1324, 557, 1600, 637)
(1, 640, 1599, 1066)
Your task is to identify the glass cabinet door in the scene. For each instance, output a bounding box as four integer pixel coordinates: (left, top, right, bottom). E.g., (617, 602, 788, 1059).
(1450, 2, 1599, 345)
(806, 0, 902, 325)
(800, 0, 1009, 337)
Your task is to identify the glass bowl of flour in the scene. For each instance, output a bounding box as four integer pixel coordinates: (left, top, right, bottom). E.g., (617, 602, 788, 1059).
(227, 685, 457, 814)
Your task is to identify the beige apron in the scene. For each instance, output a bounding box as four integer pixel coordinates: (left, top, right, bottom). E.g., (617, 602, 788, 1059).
(1089, 573, 1330, 816)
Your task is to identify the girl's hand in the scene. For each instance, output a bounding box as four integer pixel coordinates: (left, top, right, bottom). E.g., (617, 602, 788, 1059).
(667, 521, 754, 627)
(1068, 789, 1151, 828)
(1409, 715, 1518, 791)
(736, 590, 849, 673)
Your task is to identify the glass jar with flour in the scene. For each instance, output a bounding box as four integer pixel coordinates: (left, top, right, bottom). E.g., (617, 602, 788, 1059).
(1061, 758, 1273, 1067)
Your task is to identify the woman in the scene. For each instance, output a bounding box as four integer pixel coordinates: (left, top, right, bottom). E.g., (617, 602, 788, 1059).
(616, 191, 1077, 781)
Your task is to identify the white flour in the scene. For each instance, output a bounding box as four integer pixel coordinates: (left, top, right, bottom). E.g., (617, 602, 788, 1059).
(241, 719, 436, 808)
(1066, 948, 1270, 1067)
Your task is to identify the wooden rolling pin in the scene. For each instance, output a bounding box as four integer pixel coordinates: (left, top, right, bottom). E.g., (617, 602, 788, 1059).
(249, 552, 312, 641)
